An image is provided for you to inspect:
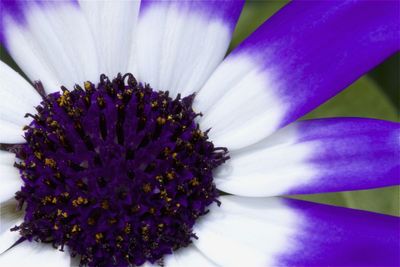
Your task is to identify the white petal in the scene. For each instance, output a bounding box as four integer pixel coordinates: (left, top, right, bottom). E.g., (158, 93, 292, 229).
(0, 241, 71, 267)
(0, 62, 41, 107)
(79, 0, 140, 77)
(2, 19, 59, 91)
(215, 123, 316, 197)
(164, 246, 219, 267)
(0, 198, 23, 254)
(193, 196, 297, 267)
(130, 1, 243, 97)
(2, 1, 98, 93)
(195, 54, 286, 150)
(0, 61, 40, 126)
(0, 120, 25, 144)
(0, 164, 21, 203)
(0, 150, 16, 167)
(69, 255, 80, 267)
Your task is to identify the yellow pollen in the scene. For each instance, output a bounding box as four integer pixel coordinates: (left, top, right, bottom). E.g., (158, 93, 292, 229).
(44, 158, 56, 168)
(101, 200, 110, 210)
(166, 171, 175, 180)
(71, 224, 81, 233)
(190, 178, 200, 186)
(87, 218, 95, 225)
(157, 117, 166, 125)
(155, 175, 163, 183)
(143, 183, 152, 193)
(124, 223, 131, 234)
(84, 81, 92, 90)
(72, 196, 88, 207)
(57, 209, 68, 218)
(95, 233, 104, 242)
(34, 151, 43, 160)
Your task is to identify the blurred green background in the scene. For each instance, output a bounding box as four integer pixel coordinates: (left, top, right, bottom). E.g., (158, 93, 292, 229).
(1, 1, 399, 216)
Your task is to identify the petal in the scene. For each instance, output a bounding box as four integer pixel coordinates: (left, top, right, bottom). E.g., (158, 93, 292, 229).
(69, 255, 80, 267)
(164, 246, 219, 267)
(0, 241, 71, 267)
(194, 196, 400, 266)
(0, 120, 25, 144)
(215, 118, 399, 197)
(0, 150, 21, 203)
(0, 61, 41, 124)
(0, 149, 16, 167)
(0, 61, 41, 107)
(0, 198, 23, 254)
(280, 198, 400, 266)
(130, 0, 244, 97)
(78, 0, 140, 77)
(1, 0, 98, 93)
(194, 196, 297, 267)
(195, 0, 400, 150)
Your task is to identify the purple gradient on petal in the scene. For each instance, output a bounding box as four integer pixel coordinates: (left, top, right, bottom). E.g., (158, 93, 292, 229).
(230, 0, 399, 128)
(0, 0, 25, 22)
(0, 0, 25, 44)
(287, 118, 400, 195)
(279, 198, 400, 266)
(139, 0, 244, 31)
(0, 0, 78, 46)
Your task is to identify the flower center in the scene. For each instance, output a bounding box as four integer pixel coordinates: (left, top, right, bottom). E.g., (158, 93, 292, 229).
(12, 74, 228, 267)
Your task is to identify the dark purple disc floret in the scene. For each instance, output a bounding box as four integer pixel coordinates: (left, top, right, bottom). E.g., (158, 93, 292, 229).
(12, 74, 229, 267)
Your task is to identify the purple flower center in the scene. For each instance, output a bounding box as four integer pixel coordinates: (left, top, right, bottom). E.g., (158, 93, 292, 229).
(12, 74, 228, 267)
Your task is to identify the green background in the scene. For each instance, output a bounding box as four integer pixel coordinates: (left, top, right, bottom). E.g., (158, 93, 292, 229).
(1, 1, 399, 216)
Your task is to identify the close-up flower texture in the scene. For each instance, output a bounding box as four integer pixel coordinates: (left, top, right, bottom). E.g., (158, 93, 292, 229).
(0, 0, 399, 266)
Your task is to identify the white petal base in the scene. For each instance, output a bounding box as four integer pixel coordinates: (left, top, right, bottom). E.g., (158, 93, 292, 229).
(194, 196, 297, 266)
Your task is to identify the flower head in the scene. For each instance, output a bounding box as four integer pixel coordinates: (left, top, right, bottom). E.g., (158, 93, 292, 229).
(13, 74, 227, 266)
(0, 0, 399, 266)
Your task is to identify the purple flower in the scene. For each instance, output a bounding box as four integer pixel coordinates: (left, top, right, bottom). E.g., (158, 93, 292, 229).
(0, 0, 399, 266)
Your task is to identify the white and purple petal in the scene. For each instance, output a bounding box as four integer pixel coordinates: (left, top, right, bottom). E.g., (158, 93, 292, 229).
(196, 0, 400, 149)
(130, 0, 244, 97)
(0, 0, 98, 92)
(216, 118, 399, 197)
(194, 196, 400, 266)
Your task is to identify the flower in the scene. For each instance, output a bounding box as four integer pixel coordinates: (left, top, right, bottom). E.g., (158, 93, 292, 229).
(0, 0, 399, 266)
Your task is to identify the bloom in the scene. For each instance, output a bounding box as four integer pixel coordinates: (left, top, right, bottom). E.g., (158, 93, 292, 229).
(0, 0, 399, 266)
